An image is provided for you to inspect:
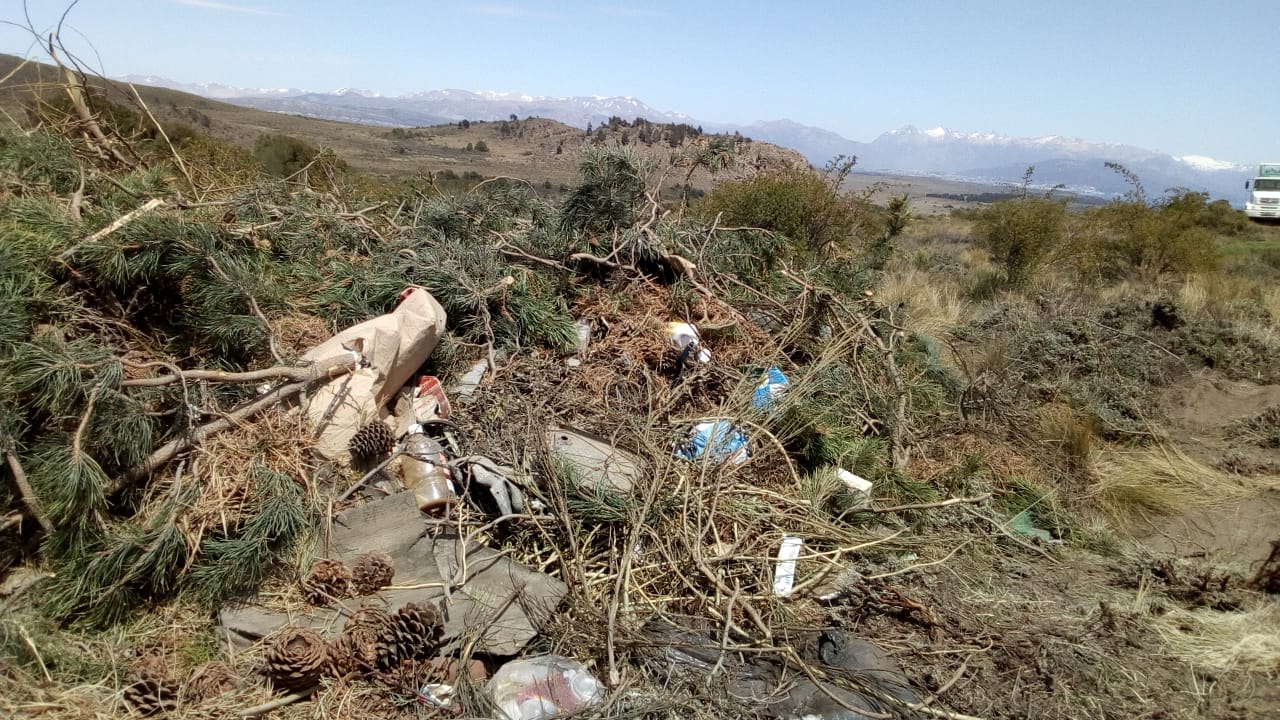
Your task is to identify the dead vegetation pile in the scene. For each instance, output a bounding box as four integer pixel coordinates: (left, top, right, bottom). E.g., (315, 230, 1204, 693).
(1, 40, 1279, 720)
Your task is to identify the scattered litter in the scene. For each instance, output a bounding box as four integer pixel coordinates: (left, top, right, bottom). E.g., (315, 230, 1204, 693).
(464, 455, 529, 516)
(572, 318, 592, 355)
(547, 427, 642, 493)
(401, 433, 455, 512)
(417, 659, 486, 712)
(451, 358, 490, 398)
(417, 683, 460, 713)
(302, 286, 447, 461)
(1008, 510, 1063, 544)
(752, 367, 789, 411)
(415, 375, 452, 419)
(390, 375, 451, 436)
(639, 621, 919, 719)
(488, 655, 603, 720)
(565, 357, 581, 367)
(667, 321, 711, 363)
(773, 535, 804, 597)
(837, 468, 873, 507)
(675, 420, 748, 465)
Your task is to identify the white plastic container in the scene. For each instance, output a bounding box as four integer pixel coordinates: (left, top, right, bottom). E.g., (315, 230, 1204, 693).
(488, 655, 603, 720)
(667, 321, 711, 363)
(773, 535, 804, 597)
(837, 468, 873, 496)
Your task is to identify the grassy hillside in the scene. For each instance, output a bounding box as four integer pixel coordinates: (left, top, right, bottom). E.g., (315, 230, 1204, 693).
(0, 53, 806, 196)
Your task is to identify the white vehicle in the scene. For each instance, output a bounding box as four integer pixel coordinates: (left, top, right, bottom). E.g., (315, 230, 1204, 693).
(1245, 163, 1280, 219)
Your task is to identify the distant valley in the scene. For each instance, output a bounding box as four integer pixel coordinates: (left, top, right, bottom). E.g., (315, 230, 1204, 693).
(120, 74, 1254, 203)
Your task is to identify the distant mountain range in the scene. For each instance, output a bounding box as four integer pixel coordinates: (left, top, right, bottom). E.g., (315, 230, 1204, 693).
(118, 74, 1253, 202)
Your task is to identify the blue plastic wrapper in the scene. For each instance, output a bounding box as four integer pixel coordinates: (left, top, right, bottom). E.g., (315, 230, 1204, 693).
(676, 420, 749, 464)
(752, 367, 789, 411)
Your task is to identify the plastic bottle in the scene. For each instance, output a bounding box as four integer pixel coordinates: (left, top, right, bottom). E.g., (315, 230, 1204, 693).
(487, 655, 603, 720)
(400, 433, 455, 512)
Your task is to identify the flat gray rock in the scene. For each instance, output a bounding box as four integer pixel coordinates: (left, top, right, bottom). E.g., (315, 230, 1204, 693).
(219, 492, 566, 657)
(546, 426, 643, 493)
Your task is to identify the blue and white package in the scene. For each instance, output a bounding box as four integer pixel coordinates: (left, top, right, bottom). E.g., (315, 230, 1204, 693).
(676, 420, 749, 464)
(752, 367, 789, 411)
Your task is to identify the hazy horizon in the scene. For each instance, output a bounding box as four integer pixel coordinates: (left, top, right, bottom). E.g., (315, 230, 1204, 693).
(2, 0, 1273, 164)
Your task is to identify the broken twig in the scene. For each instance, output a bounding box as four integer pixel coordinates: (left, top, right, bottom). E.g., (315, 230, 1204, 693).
(59, 197, 165, 259)
(865, 493, 992, 514)
(109, 354, 358, 495)
(3, 446, 52, 534)
(237, 686, 319, 717)
(121, 359, 356, 388)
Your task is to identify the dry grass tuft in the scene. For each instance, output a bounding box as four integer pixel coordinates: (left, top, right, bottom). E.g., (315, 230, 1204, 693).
(181, 410, 318, 534)
(1036, 402, 1096, 471)
(875, 266, 971, 338)
(1152, 601, 1280, 673)
(1092, 445, 1280, 526)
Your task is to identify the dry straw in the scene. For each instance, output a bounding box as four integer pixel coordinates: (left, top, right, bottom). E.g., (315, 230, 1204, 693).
(1092, 445, 1280, 526)
(1152, 602, 1280, 673)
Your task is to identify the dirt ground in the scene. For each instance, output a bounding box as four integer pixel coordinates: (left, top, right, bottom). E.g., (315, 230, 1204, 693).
(833, 369, 1280, 719)
(1149, 373, 1280, 571)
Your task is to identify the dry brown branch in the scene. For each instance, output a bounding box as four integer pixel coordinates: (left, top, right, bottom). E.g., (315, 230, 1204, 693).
(0, 512, 21, 532)
(569, 251, 628, 271)
(109, 354, 358, 495)
(337, 449, 404, 502)
(0, 56, 31, 86)
(68, 162, 85, 220)
(121, 358, 357, 388)
(3, 447, 51, 534)
(237, 686, 319, 717)
(70, 385, 100, 461)
(46, 40, 133, 167)
(498, 242, 571, 270)
(865, 493, 992, 514)
(964, 507, 1061, 564)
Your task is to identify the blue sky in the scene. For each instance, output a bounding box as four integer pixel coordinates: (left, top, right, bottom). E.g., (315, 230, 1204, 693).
(2, 1, 1273, 164)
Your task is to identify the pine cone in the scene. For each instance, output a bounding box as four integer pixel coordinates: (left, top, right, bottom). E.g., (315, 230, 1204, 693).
(265, 627, 328, 692)
(348, 421, 397, 459)
(124, 659, 179, 716)
(302, 559, 352, 605)
(329, 606, 390, 677)
(351, 550, 395, 595)
(185, 661, 239, 703)
(376, 602, 445, 669)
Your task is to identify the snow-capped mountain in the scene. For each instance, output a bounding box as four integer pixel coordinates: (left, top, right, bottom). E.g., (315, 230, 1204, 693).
(116, 74, 305, 99)
(733, 123, 1250, 201)
(116, 73, 1251, 202)
(120, 74, 696, 130)
(1176, 155, 1249, 173)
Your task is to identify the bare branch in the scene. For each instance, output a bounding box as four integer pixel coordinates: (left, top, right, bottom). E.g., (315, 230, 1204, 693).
(3, 447, 52, 534)
(109, 354, 358, 495)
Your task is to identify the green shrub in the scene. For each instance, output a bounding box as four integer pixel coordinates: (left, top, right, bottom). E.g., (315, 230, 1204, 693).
(559, 145, 647, 236)
(252, 133, 324, 178)
(1082, 191, 1220, 279)
(974, 196, 1069, 288)
(697, 168, 856, 257)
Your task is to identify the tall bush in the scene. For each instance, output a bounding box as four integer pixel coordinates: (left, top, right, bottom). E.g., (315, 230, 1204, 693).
(698, 168, 856, 258)
(974, 196, 1069, 288)
(1085, 190, 1220, 279)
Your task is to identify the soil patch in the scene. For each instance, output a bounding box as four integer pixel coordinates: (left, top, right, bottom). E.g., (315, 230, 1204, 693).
(1145, 373, 1280, 570)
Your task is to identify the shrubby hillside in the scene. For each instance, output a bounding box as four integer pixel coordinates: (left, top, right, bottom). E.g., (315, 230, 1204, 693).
(1, 54, 1279, 720)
